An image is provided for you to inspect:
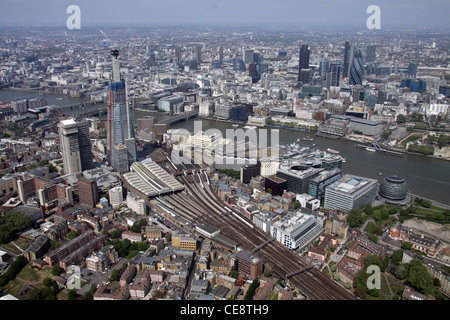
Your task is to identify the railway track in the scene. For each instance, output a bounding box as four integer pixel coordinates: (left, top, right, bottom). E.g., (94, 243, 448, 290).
(163, 172, 353, 300)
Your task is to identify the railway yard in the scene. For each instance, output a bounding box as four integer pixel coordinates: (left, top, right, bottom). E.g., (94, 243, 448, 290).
(151, 165, 354, 300)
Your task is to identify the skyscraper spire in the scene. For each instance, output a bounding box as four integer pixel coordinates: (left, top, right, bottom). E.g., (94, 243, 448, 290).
(111, 49, 121, 83)
(106, 47, 137, 173)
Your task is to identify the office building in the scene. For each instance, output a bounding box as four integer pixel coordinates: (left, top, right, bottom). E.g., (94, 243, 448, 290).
(343, 41, 353, 78)
(325, 217, 348, 240)
(233, 58, 247, 72)
(106, 49, 137, 173)
(299, 45, 310, 70)
(58, 119, 94, 175)
(365, 45, 376, 63)
(298, 45, 310, 82)
(265, 175, 287, 196)
(217, 45, 224, 63)
(407, 62, 418, 78)
(276, 162, 321, 195)
(78, 177, 99, 208)
(271, 211, 323, 250)
(326, 62, 340, 89)
(157, 95, 183, 113)
(194, 45, 202, 63)
(240, 163, 260, 184)
(401, 78, 426, 92)
(320, 57, 331, 77)
(235, 251, 263, 280)
(324, 174, 378, 212)
(126, 192, 147, 215)
(137, 116, 155, 132)
(174, 46, 181, 64)
(109, 186, 123, 208)
(308, 168, 342, 200)
(349, 49, 363, 85)
(172, 234, 197, 251)
(379, 176, 407, 201)
(244, 48, 254, 64)
(299, 69, 311, 84)
(438, 85, 450, 97)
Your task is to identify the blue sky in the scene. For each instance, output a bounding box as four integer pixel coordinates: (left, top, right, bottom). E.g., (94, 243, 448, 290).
(0, 0, 449, 28)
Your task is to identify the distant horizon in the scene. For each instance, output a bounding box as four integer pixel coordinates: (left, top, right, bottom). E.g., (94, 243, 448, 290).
(0, 0, 449, 29)
(0, 23, 448, 33)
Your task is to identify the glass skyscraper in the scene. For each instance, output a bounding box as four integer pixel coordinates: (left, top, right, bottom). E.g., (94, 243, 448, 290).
(349, 49, 364, 85)
(106, 49, 137, 173)
(343, 41, 352, 78)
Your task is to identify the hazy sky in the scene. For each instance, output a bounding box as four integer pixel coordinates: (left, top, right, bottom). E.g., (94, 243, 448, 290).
(0, 0, 449, 29)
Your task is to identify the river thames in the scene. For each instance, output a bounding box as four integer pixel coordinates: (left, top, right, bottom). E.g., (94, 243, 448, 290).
(1, 90, 449, 205)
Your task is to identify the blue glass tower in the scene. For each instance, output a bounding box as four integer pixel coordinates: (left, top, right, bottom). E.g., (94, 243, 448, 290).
(106, 49, 137, 173)
(349, 49, 363, 85)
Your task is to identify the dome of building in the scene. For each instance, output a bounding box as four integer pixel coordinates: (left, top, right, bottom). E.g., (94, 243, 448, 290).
(379, 176, 407, 200)
(390, 226, 400, 239)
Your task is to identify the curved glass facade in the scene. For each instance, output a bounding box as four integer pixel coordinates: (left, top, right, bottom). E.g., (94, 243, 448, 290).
(379, 176, 407, 200)
(349, 49, 363, 85)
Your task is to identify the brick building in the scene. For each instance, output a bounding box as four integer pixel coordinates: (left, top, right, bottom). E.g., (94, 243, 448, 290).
(235, 251, 263, 280)
(78, 177, 99, 208)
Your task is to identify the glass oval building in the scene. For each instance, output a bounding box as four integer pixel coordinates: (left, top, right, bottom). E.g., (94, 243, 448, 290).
(379, 176, 407, 200)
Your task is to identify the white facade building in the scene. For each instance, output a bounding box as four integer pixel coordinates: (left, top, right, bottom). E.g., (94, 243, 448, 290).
(271, 211, 323, 250)
(109, 186, 123, 209)
(126, 192, 147, 215)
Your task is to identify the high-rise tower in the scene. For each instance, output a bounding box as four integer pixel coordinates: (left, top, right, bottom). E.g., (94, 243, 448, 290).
(58, 119, 94, 175)
(365, 45, 376, 63)
(194, 45, 202, 64)
(106, 49, 137, 173)
(343, 41, 353, 78)
(298, 45, 310, 82)
(349, 49, 364, 85)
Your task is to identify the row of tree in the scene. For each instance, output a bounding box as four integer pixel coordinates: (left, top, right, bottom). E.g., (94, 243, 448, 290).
(0, 211, 33, 244)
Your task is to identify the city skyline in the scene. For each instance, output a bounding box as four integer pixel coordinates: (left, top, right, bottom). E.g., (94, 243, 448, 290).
(0, 0, 449, 29)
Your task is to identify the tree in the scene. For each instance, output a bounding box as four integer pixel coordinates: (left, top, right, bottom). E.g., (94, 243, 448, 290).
(244, 278, 260, 300)
(353, 269, 369, 291)
(368, 233, 378, 244)
(52, 265, 63, 276)
(397, 114, 407, 124)
(401, 242, 412, 250)
(354, 286, 367, 299)
(50, 240, 62, 250)
(364, 255, 383, 269)
(263, 267, 272, 277)
(393, 264, 409, 280)
(67, 230, 78, 240)
(406, 259, 434, 294)
(347, 208, 364, 228)
(368, 288, 379, 297)
(372, 226, 383, 236)
(230, 266, 239, 279)
(363, 203, 374, 216)
(438, 134, 448, 148)
(0, 211, 32, 243)
(294, 201, 301, 209)
(67, 289, 78, 300)
(391, 250, 404, 266)
(130, 223, 141, 233)
(110, 269, 120, 282)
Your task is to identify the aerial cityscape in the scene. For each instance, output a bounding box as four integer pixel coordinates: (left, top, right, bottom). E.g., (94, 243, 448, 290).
(0, 0, 449, 307)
